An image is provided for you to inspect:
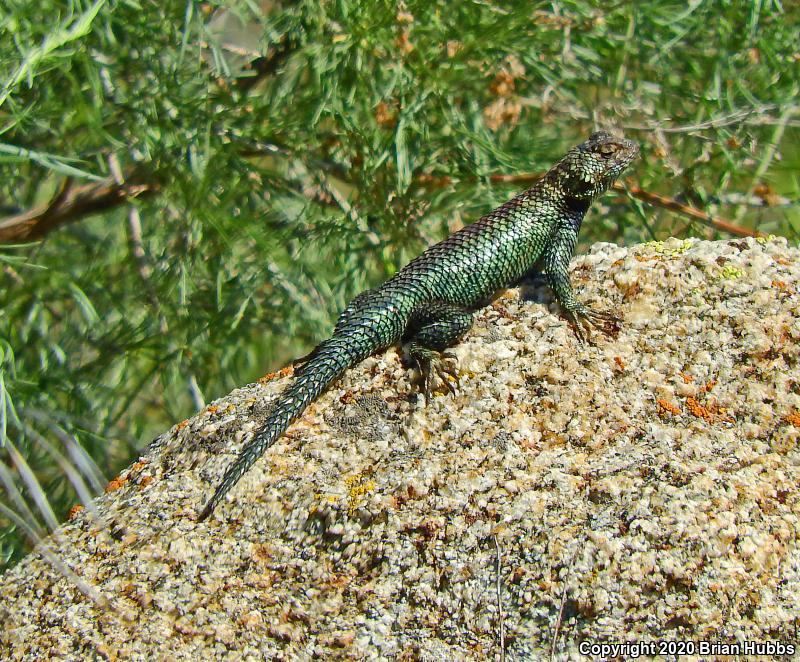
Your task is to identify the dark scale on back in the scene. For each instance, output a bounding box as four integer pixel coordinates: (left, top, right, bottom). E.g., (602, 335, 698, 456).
(198, 131, 639, 521)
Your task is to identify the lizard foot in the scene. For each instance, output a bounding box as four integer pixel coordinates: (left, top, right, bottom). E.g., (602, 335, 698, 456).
(407, 345, 459, 403)
(565, 305, 620, 343)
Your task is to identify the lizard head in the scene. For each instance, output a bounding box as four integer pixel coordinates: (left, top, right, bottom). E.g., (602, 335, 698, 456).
(550, 131, 639, 201)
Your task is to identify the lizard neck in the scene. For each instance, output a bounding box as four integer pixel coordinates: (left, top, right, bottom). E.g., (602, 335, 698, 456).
(563, 195, 591, 217)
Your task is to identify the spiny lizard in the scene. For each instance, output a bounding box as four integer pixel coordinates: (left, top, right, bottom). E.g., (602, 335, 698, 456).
(198, 131, 639, 521)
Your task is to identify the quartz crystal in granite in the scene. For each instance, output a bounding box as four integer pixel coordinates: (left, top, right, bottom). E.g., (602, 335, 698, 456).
(1, 237, 799, 660)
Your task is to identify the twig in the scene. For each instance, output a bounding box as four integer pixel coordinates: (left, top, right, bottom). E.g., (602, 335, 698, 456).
(43, 177, 75, 216)
(494, 534, 506, 662)
(0, 174, 155, 243)
(198, 39, 261, 60)
(125, 207, 149, 277)
(110, 155, 165, 327)
(0, 135, 340, 245)
(420, 172, 763, 238)
(187, 373, 206, 411)
(624, 103, 791, 133)
(616, 182, 762, 238)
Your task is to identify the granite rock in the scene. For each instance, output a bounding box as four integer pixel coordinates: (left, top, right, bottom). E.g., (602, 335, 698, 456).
(1, 237, 799, 660)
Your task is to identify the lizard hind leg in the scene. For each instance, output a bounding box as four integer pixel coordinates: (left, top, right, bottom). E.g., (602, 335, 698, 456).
(404, 302, 473, 403)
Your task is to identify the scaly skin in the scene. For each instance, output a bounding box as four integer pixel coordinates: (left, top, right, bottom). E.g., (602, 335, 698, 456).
(198, 131, 639, 521)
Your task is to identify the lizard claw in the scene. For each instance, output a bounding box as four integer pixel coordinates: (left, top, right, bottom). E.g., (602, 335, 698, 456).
(434, 354, 459, 396)
(565, 304, 620, 343)
(408, 345, 459, 403)
(582, 307, 619, 325)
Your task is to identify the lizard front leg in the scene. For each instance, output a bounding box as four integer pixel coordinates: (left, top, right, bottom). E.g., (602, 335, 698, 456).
(543, 224, 618, 342)
(404, 301, 473, 402)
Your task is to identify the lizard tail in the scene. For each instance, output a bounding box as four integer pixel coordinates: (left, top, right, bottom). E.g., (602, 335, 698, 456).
(198, 338, 358, 521)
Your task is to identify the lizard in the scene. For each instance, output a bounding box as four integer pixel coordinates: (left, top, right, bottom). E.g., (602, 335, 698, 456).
(198, 131, 639, 521)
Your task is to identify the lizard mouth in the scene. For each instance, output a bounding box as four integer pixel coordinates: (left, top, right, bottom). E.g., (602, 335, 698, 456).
(618, 138, 640, 164)
(604, 136, 640, 181)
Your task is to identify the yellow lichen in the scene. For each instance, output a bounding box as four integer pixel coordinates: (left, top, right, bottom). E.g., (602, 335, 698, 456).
(641, 239, 693, 258)
(720, 266, 745, 280)
(345, 475, 376, 515)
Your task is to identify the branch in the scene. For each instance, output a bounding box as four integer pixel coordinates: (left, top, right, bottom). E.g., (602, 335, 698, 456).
(0, 175, 155, 243)
(1, 162, 765, 245)
(418, 172, 763, 238)
(616, 182, 762, 238)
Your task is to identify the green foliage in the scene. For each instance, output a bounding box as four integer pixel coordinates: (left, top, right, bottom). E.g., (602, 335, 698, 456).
(0, 0, 798, 569)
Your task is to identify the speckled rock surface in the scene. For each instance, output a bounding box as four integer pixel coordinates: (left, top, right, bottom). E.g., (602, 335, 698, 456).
(1, 237, 799, 661)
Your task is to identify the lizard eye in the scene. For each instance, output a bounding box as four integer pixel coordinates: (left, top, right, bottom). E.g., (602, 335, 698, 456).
(598, 143, 620, 158)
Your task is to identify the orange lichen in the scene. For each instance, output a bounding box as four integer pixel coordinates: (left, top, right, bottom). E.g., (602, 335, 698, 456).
(67, 504, 84, 520)
(657, 399, 681, 416)
(686, 396, 714, 422)
(490, 301, 514, 319)
(258, 365, 293, 384)
(105, 476, 127, 493)
(614, 356, 626, 371)
(175, 419, 189, 430)
(772, 280, 794, 294)
(679, 372, 694, 384)
(785, 411, 800, 427)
